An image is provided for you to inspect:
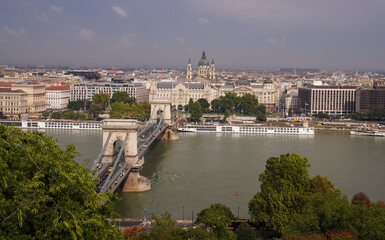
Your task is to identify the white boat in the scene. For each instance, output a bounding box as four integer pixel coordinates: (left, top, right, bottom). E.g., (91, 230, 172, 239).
(178, 125, 314, 135)
(350, 129, 385, 137)
(0, 120, 102, 130)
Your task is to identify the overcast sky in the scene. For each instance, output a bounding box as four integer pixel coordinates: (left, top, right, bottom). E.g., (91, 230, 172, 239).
(1, 0, 385, 70)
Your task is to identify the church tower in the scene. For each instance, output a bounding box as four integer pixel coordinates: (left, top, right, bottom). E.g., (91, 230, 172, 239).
(209, 59, 215, 80)
(187, 58, 192, 80)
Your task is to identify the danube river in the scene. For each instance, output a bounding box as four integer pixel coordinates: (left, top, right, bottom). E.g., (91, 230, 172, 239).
(44, 129, 385, 219)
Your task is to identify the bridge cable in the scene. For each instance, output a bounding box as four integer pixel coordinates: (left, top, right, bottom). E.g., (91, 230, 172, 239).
(92, 132, 112, 170)
(101, 133, 129, 192)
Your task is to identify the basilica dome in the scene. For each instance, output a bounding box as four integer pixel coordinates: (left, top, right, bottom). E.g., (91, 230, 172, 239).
(198, 51, 209, 66)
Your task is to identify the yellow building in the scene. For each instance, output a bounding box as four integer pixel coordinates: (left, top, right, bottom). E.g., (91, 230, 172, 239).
(0, 88, 28, 116)
(11, 82, 46, 113)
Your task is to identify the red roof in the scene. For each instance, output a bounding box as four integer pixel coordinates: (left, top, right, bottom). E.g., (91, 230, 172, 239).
(0, 82, 15, 87)
(46, 85, 70, 91)
(0, 88, 25, 93)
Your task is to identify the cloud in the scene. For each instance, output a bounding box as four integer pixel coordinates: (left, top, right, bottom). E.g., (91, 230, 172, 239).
(4, 27, 27, 37)
(34, 10, 48, 21)
(119, 35, 134, 48)
(51, 5, 63, 13)
(177, 37, 186, 45)
(112, 6, 127, 18)
(266, 37, 286, 46)
(78, 29, 95, 41)
(198, 17, 210, 25)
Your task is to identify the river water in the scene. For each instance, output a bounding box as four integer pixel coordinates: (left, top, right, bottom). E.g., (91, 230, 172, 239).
(44, 129, 385, 220)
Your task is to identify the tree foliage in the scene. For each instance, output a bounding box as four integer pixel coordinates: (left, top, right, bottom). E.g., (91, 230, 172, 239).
(92, 93, 110, 110)
(347, 108, 385, 121)
(111, 91, 136, 105)
(89, 103, 103, 119)
(235, 222, 257, 240)
(110, 102, 151, 120)
(188, 99, 203, 122)
(197, 98, 210, 113)
(134, 212, 215, 240)
(0, 125, 124, 239)
(196, 203, 236, 240)
(210, 92, 266, 120)
(249, 153, 311, 232)
(67, 99, 91, 111)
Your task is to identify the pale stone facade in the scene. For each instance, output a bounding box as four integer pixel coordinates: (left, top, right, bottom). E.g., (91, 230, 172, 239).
(11, 82, 46, 113)
(149, 81, 213, 109)
(216, 80, 280, 112)
(0, 88, 28, 115)
(46, 86, 70, 109)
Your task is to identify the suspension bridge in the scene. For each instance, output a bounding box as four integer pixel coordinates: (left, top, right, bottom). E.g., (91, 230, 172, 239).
(92, 101, 176, 193)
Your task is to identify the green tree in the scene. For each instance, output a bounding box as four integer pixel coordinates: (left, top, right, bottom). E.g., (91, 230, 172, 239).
(68, 99, 91, 111)
(0, 125, 124, 239)
(248, 153, 310, 232)
(238, 93, 258, 115)
(306, 174, 341, 195)
(110, 102, 131, 119)
(235, 222, 257, 240)
(223, 109, 231, 123)
(256, 112, 266, 122)
(92, 93, 110, 110)
(198, 98, 210, 113)
(111, 91, 136, 104)
(189, 99, 203, 122)
(51, 112, 62, 119)
(42, 112, 50, 119)
(196, 203, 236, 240)
(284, 192, 352, 236)
(89, 103, 103, 119)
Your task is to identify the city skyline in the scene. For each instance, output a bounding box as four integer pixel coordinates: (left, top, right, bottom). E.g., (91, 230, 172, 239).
(1, 0, 385, 70)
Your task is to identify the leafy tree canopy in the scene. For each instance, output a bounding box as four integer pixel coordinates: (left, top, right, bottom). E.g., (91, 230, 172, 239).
(196, 203, 236, 240)
(110, 102, 150, 121)
(249, 153, 311, 232)
(67, 99, 91, 111)
(111, 91, 136, 105)
(89, 103, 103, 119)
(0, 125, 124, 239)
(189, 99, 203, 122)
(92, 93, 110, 110)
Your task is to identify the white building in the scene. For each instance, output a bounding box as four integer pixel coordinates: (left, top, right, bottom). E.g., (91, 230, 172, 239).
(70, 82, 149, 103)
(46, 86, 70, 109)
(149, 81, 213, 109)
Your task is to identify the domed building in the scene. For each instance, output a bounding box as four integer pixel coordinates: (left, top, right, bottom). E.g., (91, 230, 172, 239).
(186, 51, 215, 82)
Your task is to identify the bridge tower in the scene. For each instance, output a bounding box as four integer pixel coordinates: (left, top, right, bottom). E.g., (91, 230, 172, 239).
(101, 119, 150, 192)
(149, 99, 171, 124)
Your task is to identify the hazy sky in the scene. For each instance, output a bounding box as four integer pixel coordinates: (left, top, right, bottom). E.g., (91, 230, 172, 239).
(1, 0, 385, 70)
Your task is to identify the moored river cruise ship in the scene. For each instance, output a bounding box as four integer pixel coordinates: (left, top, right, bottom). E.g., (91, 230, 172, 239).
(178, 125, 314, 135)
(0, 120, 102, 130)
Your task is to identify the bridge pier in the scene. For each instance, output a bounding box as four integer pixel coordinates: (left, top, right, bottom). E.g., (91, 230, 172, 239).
(122, 172, 151, 192)
(160, 128, 179, 141)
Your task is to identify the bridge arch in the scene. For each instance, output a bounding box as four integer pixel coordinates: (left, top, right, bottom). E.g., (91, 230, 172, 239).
(149, 100, 171, 124)
(101, 119, 138, 166)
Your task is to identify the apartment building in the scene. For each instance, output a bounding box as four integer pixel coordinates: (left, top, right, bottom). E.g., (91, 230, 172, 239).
(356, 86, 385, 112)
(0, 88, 27, 115)
(11, 82, 46, 113)
(70, 82, 148, 103)
(298, 86, 357, 116)
(46, 85, 70, 109)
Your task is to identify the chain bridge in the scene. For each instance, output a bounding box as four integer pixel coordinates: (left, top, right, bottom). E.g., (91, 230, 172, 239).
(92, 101, 176, 193)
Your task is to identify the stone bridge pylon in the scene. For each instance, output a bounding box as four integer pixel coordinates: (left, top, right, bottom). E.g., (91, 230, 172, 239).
(101, 119, 150, 192)
(150, 99, 171, 124)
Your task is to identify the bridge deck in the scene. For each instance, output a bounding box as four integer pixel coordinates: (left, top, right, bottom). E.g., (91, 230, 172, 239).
(93, 110, 169, 193)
